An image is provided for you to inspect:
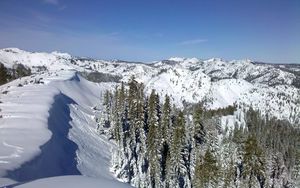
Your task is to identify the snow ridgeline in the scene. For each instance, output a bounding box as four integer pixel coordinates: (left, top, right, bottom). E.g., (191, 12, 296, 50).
(0, 71, 131, 187)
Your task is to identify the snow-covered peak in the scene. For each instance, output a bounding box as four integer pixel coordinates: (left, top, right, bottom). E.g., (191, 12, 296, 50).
(168, 57, 199, 64)
(1, 47, 27, 54)
(229, 59, 253, 65)
(204, 57, 224, 63)
(51, 51, 72, 59)
(0, 48, 76, 71)
(182, 57, 199, 65)
(168, 57, 185, 62)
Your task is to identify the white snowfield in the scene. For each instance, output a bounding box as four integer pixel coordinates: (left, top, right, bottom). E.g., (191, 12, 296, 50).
(14, 175, 132, 188)
(0, 70, 128, 187)
(0, 48, 299, 186)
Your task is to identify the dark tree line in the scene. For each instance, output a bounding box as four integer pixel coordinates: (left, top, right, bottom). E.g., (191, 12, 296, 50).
(0, 63, 11, 85)
(0, 63, 31, 86)
(99, 77, 300, 188)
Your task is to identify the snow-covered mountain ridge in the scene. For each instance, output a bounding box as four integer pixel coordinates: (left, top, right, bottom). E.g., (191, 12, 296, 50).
(0, 48, 300, 187)
(1, 48, 299, 125)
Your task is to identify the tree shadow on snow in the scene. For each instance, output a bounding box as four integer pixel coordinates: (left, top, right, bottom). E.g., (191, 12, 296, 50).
(5, 93, 81, 182)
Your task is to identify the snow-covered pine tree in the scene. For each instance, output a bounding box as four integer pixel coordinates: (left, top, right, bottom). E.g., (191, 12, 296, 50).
(192, 105, 206, 147)
(241, 135, 266, 188)
(112, 85, 120, 141)
(161, 95, 172, 187)
(169, 110, 186, 188)
(126, 76, 140, 184)
(105, 81, 300, 188)
(103, 90, 111, 126)
(266, 152, 289, 187)
(193, 149, 219, 188)
(161, 95, 171, 142)
(100, 89, 114, 137)
(146, 89, 162, 187)
(223, 158, 236, 188)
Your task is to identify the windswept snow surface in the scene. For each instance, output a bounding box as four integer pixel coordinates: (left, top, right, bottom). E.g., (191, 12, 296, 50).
(0, 71, 125, 186)
(14, 175, 132, 188)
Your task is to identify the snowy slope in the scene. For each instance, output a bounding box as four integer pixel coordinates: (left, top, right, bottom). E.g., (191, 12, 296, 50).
(0, 70, 128, 186)
(0, 77, 59, 178)
(14, 175, 132, 188)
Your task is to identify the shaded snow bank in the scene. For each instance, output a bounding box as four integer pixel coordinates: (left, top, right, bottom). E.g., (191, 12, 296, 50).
(13, 175, 132, 188)
(53, 73, 119, 180)
(5, 93, 81, 182)
(0, 78, 60, 179)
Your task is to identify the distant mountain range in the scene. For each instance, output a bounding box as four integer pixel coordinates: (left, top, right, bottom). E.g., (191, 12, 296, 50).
(1, 48, 299, 124)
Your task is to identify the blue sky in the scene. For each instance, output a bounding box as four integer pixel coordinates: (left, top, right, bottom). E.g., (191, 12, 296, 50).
(0, 0, 299, 63)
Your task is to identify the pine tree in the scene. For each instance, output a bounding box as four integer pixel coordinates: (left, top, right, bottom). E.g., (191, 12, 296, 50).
(193, 105, 205, 146)
(293, 133, 300, 182)
(169, 110, 186, 188)
(102, 90, 113, 137)
(112, 85, 120, 141)
(108, 92, 300, 188)
(127, 76, 139, 147)
(147, 89, 161, 187)
(193, 149, 219, 188)
(120, 77, 148, 186)
(0, 63, 10, 85)
(117, 82, 126, 146)
(242, 135, 266, 188)
(162, 95, 171, 143)
(223, 158, 236, 188)
(268, 153, 288, 187)
(161, 95, 172, 186)
(111, 85, 125, 179)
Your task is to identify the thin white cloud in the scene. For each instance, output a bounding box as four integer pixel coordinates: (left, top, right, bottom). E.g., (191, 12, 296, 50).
(43, 0, 59, 5)
(178, 39, 207, 45)
(43, 0, 66, 10)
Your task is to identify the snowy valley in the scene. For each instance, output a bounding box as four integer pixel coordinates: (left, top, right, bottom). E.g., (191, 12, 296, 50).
(0, 48, 299, 187)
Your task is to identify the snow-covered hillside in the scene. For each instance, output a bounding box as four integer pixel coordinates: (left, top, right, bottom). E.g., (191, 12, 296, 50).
(1, 48, 299, 124)
(0, 48, 299, 187)
(0, 70, 127, 187)
(14, 176, 132, 188)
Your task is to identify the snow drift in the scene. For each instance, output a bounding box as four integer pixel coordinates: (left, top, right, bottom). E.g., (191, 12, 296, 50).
(0, 71, 126, 187)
